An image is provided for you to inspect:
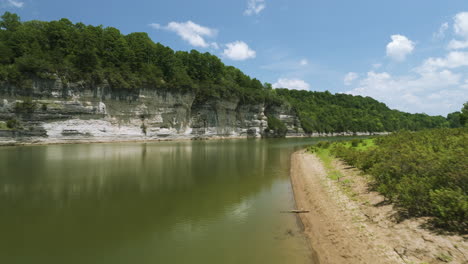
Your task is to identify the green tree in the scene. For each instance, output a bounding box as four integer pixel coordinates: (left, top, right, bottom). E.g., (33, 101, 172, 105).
(0, 12, 21, 31)
(447, 112, 461, 128)
(460, 102, 468, 126)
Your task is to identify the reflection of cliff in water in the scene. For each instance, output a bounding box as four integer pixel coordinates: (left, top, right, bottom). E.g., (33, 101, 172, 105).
(0, 139, 310, 261)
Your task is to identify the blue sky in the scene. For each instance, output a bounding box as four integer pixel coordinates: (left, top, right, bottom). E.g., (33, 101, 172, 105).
(1, 0, 468, 116)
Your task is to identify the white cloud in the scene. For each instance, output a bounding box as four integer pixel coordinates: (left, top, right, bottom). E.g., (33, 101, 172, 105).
(433, 22, 449, 39)
(244, 0, 266, 16)
(150, 21, 217, 48)
(344, 72, 359, 85)
(372, 63, 382, 69)
(345, 13, 468, 116)
(354, 47, 468, 115)
(149, 23, 161, 29)
(347, 70, 466, 115)
(447, 39, 468, 50)
(299, 59, 309, 66)
(386, 34, 415, 61)
(1, 0, 24, 8)
(222, 41, 256, 60)
(272, 78, 310, 90)
(453, 12, 468, 39)
(448, 12, 468, 50)
(417, 51, 468, 73)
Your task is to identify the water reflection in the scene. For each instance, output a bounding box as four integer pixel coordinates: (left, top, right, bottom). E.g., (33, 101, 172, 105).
(0, 138, 335, 264)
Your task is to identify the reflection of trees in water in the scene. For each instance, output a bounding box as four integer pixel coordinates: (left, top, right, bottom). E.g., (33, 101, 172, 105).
(0, 138, 324, 263)
(0, 139, 306, 250)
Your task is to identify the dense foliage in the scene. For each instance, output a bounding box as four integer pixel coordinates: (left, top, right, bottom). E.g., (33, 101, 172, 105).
(446, 103, 468, 128)
(0, 12, 456, 133)
(276, 89, 450, 133)
(311, 128, 467, 232)
(266, 115, 288, 137)
(0, 12, 272, 104)
(460, 102, 468, 126)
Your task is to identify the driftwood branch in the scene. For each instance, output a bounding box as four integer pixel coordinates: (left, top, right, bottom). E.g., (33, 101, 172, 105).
(281, 210, 310, 213)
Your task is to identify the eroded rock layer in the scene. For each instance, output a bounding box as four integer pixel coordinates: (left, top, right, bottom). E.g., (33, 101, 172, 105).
(0, 78, 305, 144)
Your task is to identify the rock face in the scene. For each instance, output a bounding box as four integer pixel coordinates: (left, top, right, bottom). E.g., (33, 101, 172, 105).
(0, 78, 304, 144)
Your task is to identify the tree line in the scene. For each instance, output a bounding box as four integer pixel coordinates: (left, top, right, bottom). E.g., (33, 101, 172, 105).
(275, 89, 465, 133)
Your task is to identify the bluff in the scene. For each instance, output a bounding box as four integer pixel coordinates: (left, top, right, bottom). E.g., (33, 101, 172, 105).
(0, 78, 304, 144)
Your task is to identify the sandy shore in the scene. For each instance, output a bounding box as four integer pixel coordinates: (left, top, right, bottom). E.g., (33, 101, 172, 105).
(290, 150, 467, 264)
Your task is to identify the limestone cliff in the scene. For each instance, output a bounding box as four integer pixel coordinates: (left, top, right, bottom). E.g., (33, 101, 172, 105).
(0, 78, 305, 144)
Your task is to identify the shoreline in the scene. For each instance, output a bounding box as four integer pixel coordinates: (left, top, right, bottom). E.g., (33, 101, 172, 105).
(290, 150, 467, 264)
(0, 135, 249, 147)
(0, 133, 376, 147)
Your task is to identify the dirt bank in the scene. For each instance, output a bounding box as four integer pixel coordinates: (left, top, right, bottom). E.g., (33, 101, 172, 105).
(290, 150, 467, 264)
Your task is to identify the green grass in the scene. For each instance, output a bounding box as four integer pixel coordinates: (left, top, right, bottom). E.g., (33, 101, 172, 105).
(309, 147, 344, 181)
(308, 141, 367, 202)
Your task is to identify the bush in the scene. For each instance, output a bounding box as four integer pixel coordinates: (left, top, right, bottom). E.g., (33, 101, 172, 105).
(14, 98, 36, 113)
(267, 115, 287, 136)
(6, 118, 19, 129)
(316, 141, 331, 148)
(395, 175, 434, 215)
(307, 146, 318, 153)
(430, 188, 468, 231)
(311, 128, 468, 232)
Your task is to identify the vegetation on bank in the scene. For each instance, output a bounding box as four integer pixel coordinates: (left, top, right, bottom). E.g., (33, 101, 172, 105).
(277, 89, 455, 133)
(0, 12, 460, 134)
(266, 115, 288, 136)
(309, 128, 468, 232)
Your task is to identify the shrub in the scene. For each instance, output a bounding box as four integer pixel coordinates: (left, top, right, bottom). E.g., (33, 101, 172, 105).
(267, 115, 287, 136)
(316, 141, 331, 148)
(6, 118, 19, 129)
(311, 127, 468, 232)
(430, 188, 467, 232)
(141, 123, 147, 135)
(14, 98, 36, 113)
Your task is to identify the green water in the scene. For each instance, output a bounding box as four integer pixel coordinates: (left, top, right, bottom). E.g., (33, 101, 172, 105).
(0, 138, 332, 264)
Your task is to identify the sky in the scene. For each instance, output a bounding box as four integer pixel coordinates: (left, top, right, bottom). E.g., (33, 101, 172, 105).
(1, 0, 468, 116)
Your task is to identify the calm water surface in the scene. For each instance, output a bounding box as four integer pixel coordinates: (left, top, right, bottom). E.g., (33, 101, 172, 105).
(0, 138, 339, 264)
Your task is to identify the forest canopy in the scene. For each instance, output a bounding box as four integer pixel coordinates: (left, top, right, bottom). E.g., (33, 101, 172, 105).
(0, 12, 269, 104)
